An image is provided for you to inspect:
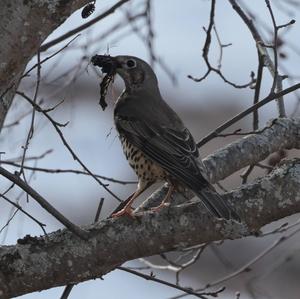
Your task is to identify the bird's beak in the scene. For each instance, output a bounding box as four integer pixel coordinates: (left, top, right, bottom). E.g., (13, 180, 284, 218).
(91, 55, 120, 75)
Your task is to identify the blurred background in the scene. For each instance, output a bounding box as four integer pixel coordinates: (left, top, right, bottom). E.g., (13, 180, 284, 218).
(1, 0, 300, 298)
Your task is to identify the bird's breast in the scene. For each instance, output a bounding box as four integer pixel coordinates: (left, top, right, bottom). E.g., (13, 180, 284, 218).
(120, 135, 167, 182)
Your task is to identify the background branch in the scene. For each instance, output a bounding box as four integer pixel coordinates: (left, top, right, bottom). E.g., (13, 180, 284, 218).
(0, 0, 91, 131)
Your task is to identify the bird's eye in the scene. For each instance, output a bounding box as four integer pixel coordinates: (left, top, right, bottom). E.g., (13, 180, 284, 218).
(125, 59, 136, 69)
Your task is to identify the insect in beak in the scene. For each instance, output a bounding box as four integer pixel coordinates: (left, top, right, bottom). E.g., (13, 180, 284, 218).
(91, 55, 118, 110)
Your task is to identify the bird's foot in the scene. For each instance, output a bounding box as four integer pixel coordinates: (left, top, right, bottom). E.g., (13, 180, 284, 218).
(111, 206, 135, 218)
(150, 202, 170, 213)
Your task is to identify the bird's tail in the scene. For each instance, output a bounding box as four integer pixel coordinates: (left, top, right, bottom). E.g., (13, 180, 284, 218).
(196, 187, 240, 221)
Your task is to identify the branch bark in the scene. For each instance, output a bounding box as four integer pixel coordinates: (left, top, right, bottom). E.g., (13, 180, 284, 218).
(0, 118, 299, 298)
(0, 0, 90, 131)
(204, 118, 300, 183)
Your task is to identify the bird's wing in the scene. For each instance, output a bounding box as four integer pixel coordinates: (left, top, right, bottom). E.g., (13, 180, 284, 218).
(115, 114, 209, 190)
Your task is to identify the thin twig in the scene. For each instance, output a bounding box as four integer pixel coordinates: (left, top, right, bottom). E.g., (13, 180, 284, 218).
(228, 0, 289, 116)
(145, 0, 155, 66)
(202, 229, 300, 290)
(40, 0, 131, 52)
(265, 0, 287, 117)
(0, 166, 88, 240)
(2, 109, 33, 129)
(0, 209, 19, 235)
(171, 227, 300, 299)
(17, 91, 122, 202)
(253, 52, 265, 130)
(5, 149, 53, 163)
(94, 197, 105, 222)
(0, 161, 136, 185)
(18, 51, 41, 178)
(213, 25, 232, 70)
(189, 0, 254, 89)
(22, 34, 81, 79)
(123, 8, 177, 84)
(197, 82, 300, 147)
(240, 51, 264, 184)
(0, 193, 47, 236)
(60, 285, 74, 299)
(240, 165, 255, 184)
(118, 266, 210, 299)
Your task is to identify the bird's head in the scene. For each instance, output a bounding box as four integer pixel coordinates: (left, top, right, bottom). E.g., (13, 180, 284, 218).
(91, 55, 158, 92)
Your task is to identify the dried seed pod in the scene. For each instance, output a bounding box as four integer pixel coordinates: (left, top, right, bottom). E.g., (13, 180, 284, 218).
(81, 2, 95, 18)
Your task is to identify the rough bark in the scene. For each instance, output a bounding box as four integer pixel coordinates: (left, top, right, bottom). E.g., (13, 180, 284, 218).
(0, 118, 299, 298)
(204, 117, 300, 183)
(0, 0, 89, 130)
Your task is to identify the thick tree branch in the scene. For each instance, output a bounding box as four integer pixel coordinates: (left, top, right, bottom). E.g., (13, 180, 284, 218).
(0, 120, 299, 296)
(204, 118, 300, 183)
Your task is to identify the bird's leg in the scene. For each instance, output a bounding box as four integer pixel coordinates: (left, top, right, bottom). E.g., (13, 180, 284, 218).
(111, 192, 140, 218)
(110, 192, 135, 217)
(150, 182, 174, 212)
(111, 181, 152, 218)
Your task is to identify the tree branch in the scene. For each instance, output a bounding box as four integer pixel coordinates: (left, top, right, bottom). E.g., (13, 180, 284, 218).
(197, 84, 300, 147)
(0, 0, 90, 131)
(39, 0, 131, 52)
(0, 166, 89, 240)
(204, 118, 300, 183)
(0, 117, 299, 297)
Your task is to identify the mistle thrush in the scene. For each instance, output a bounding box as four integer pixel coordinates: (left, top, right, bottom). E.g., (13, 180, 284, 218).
(91, 54, 240, 221)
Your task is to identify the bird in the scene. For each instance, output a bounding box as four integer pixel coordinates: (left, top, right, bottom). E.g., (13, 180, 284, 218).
(91, 54, 240, 221)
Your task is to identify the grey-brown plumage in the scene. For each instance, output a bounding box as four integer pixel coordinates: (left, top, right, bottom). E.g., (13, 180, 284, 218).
(91, 54, 240, 221)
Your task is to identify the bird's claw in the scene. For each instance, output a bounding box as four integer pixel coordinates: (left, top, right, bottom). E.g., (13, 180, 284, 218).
(150, 202, 170, 213)
(111, 207, 135, 218)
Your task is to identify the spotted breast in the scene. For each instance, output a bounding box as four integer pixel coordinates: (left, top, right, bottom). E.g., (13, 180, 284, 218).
(120, 136, 167, 183)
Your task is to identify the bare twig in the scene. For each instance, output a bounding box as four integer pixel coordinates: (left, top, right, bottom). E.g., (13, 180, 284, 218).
(117, 266, 210, 299)
(171, 227, 300, 299)
(189, 0, 254, 89)
(0, 161, 136, 185)
(228, 0, 291, 117)
(145, 0, 155, 66)
(240, 165, 255, 184)
(0, 166, 88, 240)
(40, 0, 131, 52)
(0, 209, 19, 235)
(22, 34, 81, 79)
(16, 91, 122, 202)
(203, 229, 300, 290)
(60, 285, 74, 299)
(18, 51, 41, 178)
(213, 25, 232, 70)
(253, 52, 265, 130)
(123, 8, 177, 84)
(94, 197, 105, 222)
(240, 51, 265, 184)
(0, 193, 47, 236)
(5, 149, 53, 163)
(2, 109, 33, 129)
(197, 82, 300, 147)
